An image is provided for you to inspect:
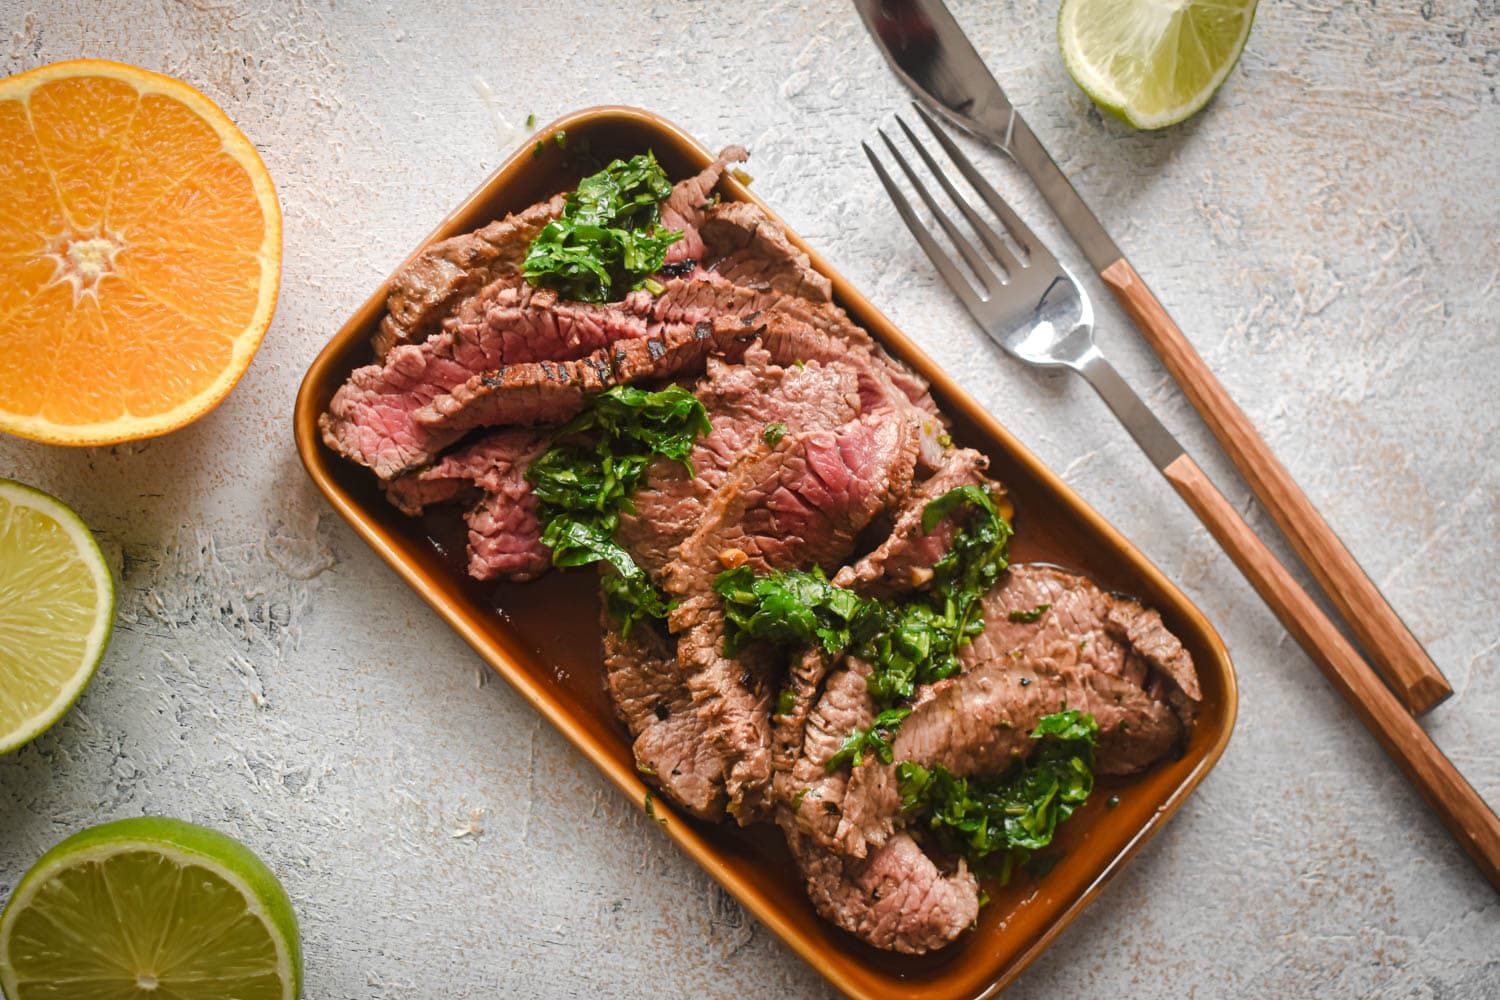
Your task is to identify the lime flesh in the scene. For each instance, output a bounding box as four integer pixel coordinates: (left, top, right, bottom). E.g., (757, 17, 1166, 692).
(0, 479, 114, 755)
(1059, 0, 1258, 129)
(0, 817, 302, 999)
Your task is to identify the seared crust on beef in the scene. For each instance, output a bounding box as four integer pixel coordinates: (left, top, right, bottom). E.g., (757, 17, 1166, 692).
(833, 564, 1201, 860)
(413, 317, 764, 441)
(376, 194, 565, 359)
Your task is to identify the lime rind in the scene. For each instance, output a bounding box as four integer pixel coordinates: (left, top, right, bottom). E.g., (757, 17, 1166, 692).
(0, 479, 115, 755)
(1059, 0, 1258, 130)
(0, 816, 302, 999)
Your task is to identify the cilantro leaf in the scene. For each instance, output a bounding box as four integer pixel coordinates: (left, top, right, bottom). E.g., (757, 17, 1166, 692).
(523, 152, 682, 303)
(896, 710, 1099, 884)
(826, 707, 912, 771)
(527, 385, 709, 635)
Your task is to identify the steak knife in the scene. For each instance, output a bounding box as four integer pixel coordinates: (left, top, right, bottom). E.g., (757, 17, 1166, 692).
(854, 0, 1452, 715)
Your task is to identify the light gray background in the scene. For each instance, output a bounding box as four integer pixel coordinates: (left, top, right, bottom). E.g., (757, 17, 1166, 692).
(2, 2, 1497, 996)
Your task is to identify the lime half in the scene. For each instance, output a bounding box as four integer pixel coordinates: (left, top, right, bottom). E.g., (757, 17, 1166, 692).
(0, 817, 303, 999)
(1059, 0, 1258, 129)
(0, 479, 114, 754)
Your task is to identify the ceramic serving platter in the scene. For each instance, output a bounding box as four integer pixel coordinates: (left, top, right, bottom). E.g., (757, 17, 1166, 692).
(293, 106, 1237, 1000)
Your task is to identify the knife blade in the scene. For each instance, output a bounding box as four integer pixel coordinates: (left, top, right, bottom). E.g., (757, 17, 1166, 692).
(852, 0, 1121, 272)
(854, 0, 1455, 716)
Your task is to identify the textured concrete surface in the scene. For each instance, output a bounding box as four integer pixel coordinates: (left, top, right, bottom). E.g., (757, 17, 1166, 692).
(2, 2, 1497, 996)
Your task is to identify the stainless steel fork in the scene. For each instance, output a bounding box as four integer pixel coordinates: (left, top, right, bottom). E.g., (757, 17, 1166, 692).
(866, 105, 1500, 888)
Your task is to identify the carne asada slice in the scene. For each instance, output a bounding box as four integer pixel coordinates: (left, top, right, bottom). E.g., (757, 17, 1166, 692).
(374, 194, 565, 359)
(962, 563, 1202, 711)
(661, 415, 921, 824)
(326, 276, 780, 480)
(659, 145, 748, 264)
(833, 564, 1199, 859)
(383, 428, 547, 516)
(372, 147, 748, 359)
(781, 825, 979, 955)
(777, 655, 877, 849)
(757, 313, 946, 471)
(382, 430, 551, 581)
(601, 607, 729, 820)
(617, 350, 862, 578)
(412, 316, 763, 444)
(701, 201, 936, 411)
(833, 448, 996, 598)
(663, 412, 920, 607)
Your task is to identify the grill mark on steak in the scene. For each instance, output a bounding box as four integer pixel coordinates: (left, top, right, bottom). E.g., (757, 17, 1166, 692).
(833, 563, 1201, 859)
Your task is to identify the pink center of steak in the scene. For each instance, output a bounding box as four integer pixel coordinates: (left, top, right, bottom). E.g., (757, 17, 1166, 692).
(617, 349, 862, 579)
(383, 430, 551, 582)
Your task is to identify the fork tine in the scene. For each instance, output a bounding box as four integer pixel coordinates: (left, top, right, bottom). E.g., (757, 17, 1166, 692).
(863, 141, 985, 316)
(876, 128, 1003, 295)
(911, 102, 1038, 266)
(893, 114, 1024, 279)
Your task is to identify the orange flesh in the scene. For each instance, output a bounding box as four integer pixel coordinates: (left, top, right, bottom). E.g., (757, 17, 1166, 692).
(0, 61, 280, 444)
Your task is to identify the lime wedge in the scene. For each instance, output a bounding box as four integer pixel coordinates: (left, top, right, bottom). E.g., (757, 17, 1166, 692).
(0, 817, 303, 999)
(1058, 0, 1258, 129)
(0, 479, 114, 755)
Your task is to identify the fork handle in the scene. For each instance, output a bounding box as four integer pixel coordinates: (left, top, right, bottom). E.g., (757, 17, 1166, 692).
(1162, 453, 1500, 890)
(1101, 258, 1451, 715)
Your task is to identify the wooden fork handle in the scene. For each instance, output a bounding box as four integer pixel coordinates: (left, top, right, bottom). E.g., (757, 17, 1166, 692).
(1103, 258, 1451, 715)
(1163, 453, 1500, 889)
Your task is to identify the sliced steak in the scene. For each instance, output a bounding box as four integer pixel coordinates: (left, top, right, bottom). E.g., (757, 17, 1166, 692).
(834, 564, 1200, 859)
(663, 412, 921, 607)
(382, 430, 551, 582)
(383, 429, 547, 517)
(778, 655, 876, 850)
(374, 194, 565, 359)
(701, 201, 936, 413)
(659, 145, 748, 264)
(617, 350, 862, 578)
(373, 149, 748, 359)
(412, 317, 763, 446)
(326, 277, 769, 480)
(781, 824, 979, 955)
(758, 313, 946, 471)
(601, 608, 728, 820)
(659, 415, 921, 825)
(961, 564, 1202, 710)
(833, 448, 994, 597)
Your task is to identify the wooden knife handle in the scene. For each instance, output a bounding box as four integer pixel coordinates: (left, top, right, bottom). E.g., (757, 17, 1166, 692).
(1102, 258, 1451, 715)
(1163, 453, 1500, 889)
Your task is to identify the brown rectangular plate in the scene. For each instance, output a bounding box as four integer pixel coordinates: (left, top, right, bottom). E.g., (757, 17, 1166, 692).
(293, 106, 1237, 999)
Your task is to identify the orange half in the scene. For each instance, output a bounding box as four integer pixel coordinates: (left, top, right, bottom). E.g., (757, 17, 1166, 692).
(0, 59, 281, 445)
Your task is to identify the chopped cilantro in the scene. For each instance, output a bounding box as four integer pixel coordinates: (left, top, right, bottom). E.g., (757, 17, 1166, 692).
(711, 485, 1012, 758)
(527, 385, 710, 635)
(896, 710, 1098, 884)
(523, 151, 682, 302)
(826, 708, 912, 771)
(1008, 602, 1052, 623)
(762, 421, 788, 446)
